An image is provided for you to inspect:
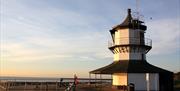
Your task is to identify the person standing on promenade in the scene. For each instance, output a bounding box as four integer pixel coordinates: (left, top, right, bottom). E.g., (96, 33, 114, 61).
(59, 78, 63, 87)
(73, 74, 78, 91)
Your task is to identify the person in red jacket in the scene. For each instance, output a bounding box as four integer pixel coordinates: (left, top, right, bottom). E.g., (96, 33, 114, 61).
(74, 74, 78, 85)
(73, 74, 78, 91)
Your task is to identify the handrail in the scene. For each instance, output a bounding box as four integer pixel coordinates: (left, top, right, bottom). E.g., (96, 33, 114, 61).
(108, 37, 152, 48)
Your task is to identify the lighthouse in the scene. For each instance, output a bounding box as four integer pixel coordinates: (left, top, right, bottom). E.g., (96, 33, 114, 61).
(90, 9, 173, 91)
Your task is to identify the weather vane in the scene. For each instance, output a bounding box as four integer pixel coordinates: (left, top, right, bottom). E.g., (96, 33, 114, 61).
(132, 0, 145, 22)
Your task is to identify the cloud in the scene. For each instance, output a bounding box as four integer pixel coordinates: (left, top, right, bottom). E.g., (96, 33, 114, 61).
(1, 0, 178, 63)
(146, 18, 180, 55)
(1, 34, 112, 62)
(1, 0, 179, 77)
(0, 0, 114, 63)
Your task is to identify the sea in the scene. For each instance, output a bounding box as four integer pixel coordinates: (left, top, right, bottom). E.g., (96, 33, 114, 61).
(0, 76, 111, 83)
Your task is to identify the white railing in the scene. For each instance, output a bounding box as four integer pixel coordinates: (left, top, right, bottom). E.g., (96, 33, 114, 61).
(108, 37, 152, 48)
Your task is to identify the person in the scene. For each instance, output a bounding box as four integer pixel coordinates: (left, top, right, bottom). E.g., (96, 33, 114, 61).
(73, 74, 78, 91)
(59, 78, 63, 87)
(74, 74, 78, 85)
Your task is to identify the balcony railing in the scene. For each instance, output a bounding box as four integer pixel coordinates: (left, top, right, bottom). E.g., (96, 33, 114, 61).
(108, 37, 152, 48)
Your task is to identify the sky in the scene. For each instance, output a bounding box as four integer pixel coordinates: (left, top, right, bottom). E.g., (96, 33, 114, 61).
(0, 0, 180, 78)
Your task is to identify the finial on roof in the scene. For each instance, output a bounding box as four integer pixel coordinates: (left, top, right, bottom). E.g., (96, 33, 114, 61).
(127, 9, 132, 23)
(128, 8, 131, 15)
(111, 8, 147, 31)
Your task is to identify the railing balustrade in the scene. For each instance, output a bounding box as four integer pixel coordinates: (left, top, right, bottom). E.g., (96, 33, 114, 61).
(108, 37, 152, 48)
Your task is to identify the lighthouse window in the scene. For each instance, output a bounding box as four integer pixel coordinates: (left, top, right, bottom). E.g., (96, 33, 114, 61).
(111, 32, 115, 42)
(110, 30, 115, 42)
(140, 32, 144, 45)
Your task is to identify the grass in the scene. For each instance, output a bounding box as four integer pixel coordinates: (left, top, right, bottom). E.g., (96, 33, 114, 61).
(174, 80, 180, 91)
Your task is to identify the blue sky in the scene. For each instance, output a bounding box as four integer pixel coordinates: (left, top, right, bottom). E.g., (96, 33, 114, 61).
(0, 0, 180, 77)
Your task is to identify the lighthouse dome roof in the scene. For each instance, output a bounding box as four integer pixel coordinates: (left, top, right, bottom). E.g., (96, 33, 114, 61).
(111, 9, 147, 32)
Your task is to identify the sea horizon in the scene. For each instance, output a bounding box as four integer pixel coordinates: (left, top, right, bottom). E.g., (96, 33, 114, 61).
(0, 76, 112, 82)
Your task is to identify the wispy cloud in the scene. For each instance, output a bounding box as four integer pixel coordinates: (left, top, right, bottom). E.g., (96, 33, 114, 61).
(146, 18, 180, 55)
(0, 0, 179, 76)
(0, 0, 112, 63)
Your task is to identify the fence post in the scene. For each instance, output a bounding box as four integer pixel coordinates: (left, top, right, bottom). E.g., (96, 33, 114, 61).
(24, 81, 26, 91)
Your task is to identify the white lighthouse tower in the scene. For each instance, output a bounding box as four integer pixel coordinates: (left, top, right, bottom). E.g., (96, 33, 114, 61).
(109, 9, 152, 87)
(90, 9, 173, 91)
(109, 8, 159, 90)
